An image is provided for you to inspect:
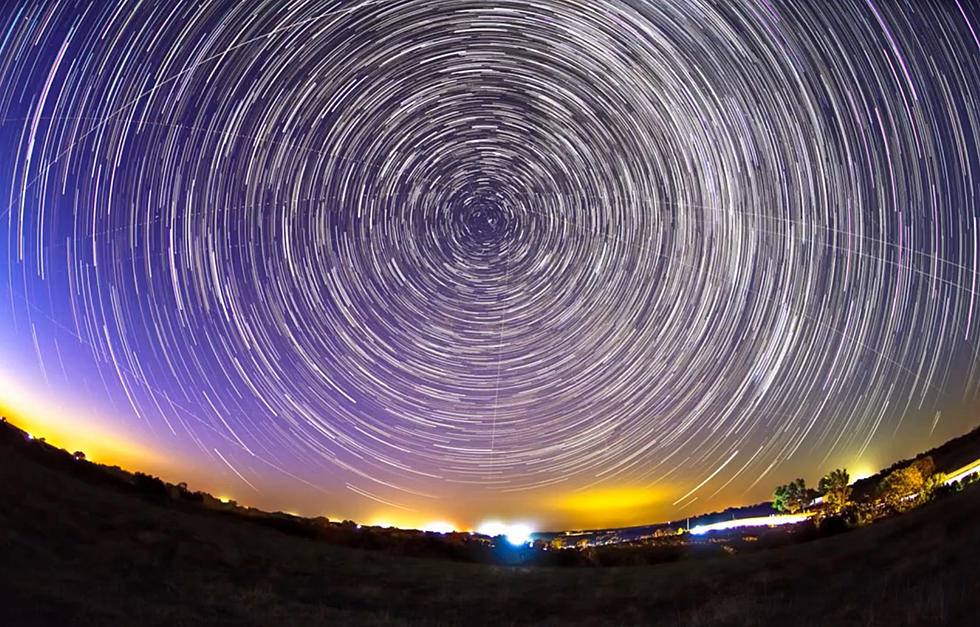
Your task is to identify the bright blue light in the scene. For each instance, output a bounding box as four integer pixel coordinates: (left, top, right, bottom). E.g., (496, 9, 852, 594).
(505, 523, 533, 545)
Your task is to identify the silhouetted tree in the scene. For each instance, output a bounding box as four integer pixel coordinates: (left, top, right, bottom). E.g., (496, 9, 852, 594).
(818, 468, 851, 513)
(134, 472, 168, 500)
(912, 456, 935, 480)
(774, 478, 808, 513)
(773, 484, 790, 512)
(878, 465, 925, 512)
(918, 472, 946, 505)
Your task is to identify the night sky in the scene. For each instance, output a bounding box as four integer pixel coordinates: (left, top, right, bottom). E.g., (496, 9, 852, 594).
(2, 0, 980, 532)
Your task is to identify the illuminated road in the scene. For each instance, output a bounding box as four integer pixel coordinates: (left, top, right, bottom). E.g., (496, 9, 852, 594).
(689, 513, 812, 536)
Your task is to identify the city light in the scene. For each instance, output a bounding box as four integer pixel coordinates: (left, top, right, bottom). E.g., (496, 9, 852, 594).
(476, 521, 535, 545)
(689, 513, 810, 535)
(504, 524, 534, 546)
(943, 458, 980, 485)
(476, 521, 508, 537)
(422, 521, 456, 534)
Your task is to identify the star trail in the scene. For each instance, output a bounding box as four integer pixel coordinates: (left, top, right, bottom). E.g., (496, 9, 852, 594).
(1, 0, 980, 530)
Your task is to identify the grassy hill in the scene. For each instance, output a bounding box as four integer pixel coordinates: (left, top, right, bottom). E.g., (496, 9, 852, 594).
(2, 423, 980, 625)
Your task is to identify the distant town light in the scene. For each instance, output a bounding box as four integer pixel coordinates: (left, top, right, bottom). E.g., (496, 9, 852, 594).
(849, 466, 876, 483)
(422, 521, 455, 534)
(505, 523, 533, 546)
(943, 458, 980, 485)
(690, 513, 810, 535)
(476, 521, 508, 538)
(476, 520, 534, 545)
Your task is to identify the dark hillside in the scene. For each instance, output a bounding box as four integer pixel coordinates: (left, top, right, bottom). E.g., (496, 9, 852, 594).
(2, 424, 980, 625)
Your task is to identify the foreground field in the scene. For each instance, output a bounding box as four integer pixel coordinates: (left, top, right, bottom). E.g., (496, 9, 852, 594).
(1, 440, 979, 626)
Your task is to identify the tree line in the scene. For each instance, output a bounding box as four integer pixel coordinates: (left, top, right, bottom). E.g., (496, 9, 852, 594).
(773, 455, 979, 526)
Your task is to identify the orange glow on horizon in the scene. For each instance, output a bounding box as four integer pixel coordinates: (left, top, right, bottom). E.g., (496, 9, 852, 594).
(0, 369, 164, 473)
(849, 464, 878, 483)
(552, 487, 668, 528)
(365, 514, 467, 533)
(1, 365, 921, 534)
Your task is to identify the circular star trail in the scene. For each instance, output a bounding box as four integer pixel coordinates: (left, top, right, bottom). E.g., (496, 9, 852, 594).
(2, 0, 980, 521)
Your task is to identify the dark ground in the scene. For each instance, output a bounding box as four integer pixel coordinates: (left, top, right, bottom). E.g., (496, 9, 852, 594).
(2, 440, 979, 626)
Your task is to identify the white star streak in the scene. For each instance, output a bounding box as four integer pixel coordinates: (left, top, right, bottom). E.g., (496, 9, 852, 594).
(0, 0, 978, 525)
